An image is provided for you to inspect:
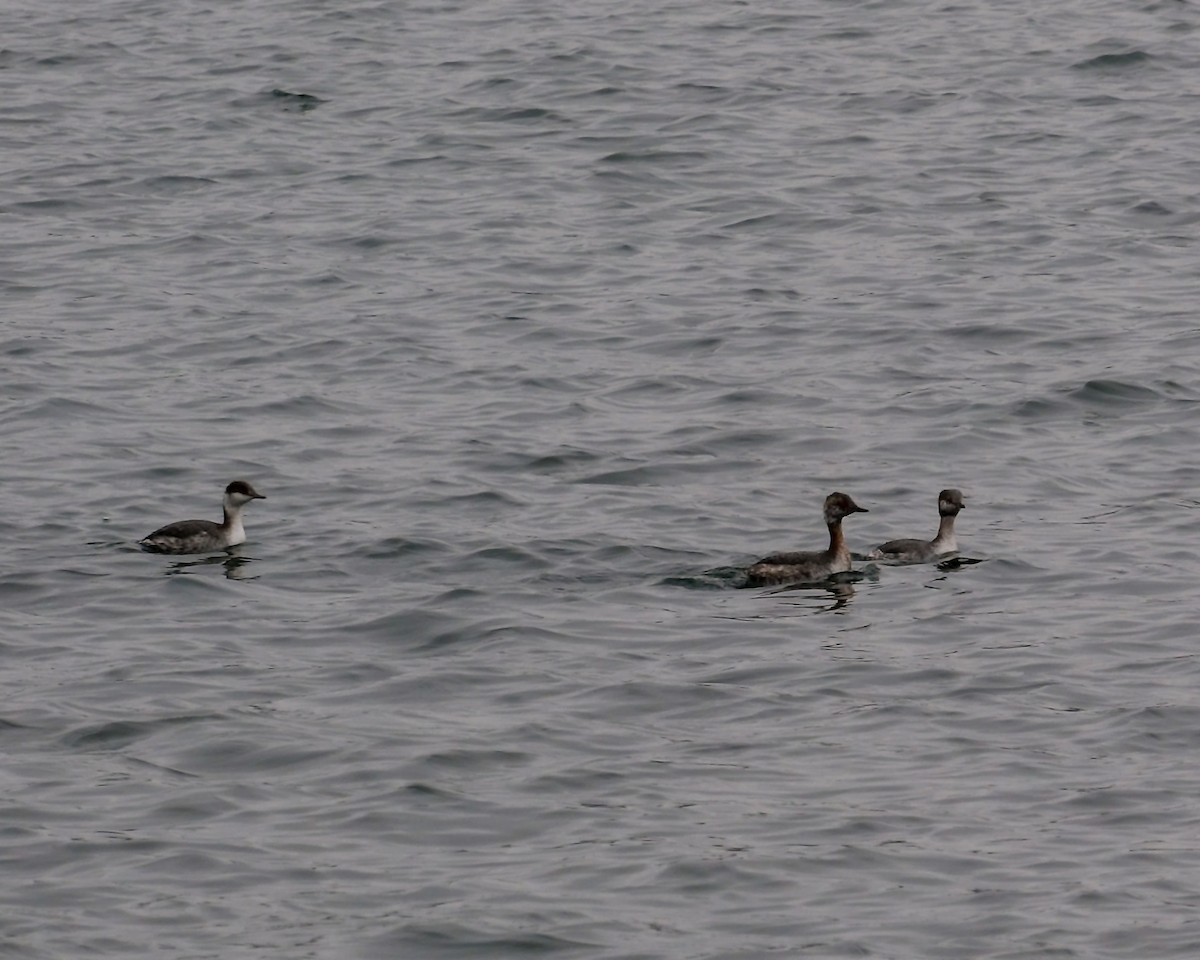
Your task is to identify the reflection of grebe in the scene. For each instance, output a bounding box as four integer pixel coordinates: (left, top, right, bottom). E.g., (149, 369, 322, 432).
(745, 492, 868, 586)
(868, 488, 964, 564)
(141, 481, 266, 554)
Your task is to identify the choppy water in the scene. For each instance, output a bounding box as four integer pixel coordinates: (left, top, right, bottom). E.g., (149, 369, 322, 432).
(4, 0, 1200, 957)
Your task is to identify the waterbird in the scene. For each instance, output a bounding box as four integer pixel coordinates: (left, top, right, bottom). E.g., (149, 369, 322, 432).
(745, 492, 869, 586)
(867, 488, 965, 564)
(140, 480, 266, 554)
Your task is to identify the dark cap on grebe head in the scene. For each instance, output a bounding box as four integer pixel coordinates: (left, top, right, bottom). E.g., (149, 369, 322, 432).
(937, 489, 964, 515)
(824, 491, 868, 521)
(225, 480, 266, 500)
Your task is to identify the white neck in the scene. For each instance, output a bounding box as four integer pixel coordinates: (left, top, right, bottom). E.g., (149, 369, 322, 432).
(222, 499, 248, 546)
(931, 514, 957, 552)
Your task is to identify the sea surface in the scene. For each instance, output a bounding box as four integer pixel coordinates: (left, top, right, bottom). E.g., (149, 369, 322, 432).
(3, 0, 1200, 957)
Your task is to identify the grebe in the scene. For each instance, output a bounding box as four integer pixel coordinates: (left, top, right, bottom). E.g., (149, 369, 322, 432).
(745, 492, 868, 586)
(867, 488, 964, 564)
(140, 480, 266, 554)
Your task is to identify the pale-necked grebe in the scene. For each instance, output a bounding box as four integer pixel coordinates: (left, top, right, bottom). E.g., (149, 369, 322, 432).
(867, 488, 964, 564)
(140, 480, 266, 554)
(745, 492, 869, 586)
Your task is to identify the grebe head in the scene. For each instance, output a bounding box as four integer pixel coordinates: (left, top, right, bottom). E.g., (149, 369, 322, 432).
(937, 488, 965, 517)
(224, 480, 266, 509)
(824, 491, 868, 524)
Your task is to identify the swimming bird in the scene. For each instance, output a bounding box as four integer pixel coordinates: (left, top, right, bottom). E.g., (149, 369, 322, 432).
(745, 492, 869, 586)
(867, 488, 965, 564)
(140, 480, 266, 554)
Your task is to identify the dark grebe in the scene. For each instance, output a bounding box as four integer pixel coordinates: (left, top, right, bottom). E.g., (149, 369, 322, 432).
(745, 492, 869, 586)
(867, 488, 964, 564)
(140, 480, 266, 554)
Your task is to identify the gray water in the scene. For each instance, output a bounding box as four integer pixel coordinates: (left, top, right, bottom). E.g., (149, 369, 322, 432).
(4, 0, 1200, 957)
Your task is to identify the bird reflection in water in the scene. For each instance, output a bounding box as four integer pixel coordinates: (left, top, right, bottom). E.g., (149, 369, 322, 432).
(163, 548, 258, 580)
(762, 571, 862, 612)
